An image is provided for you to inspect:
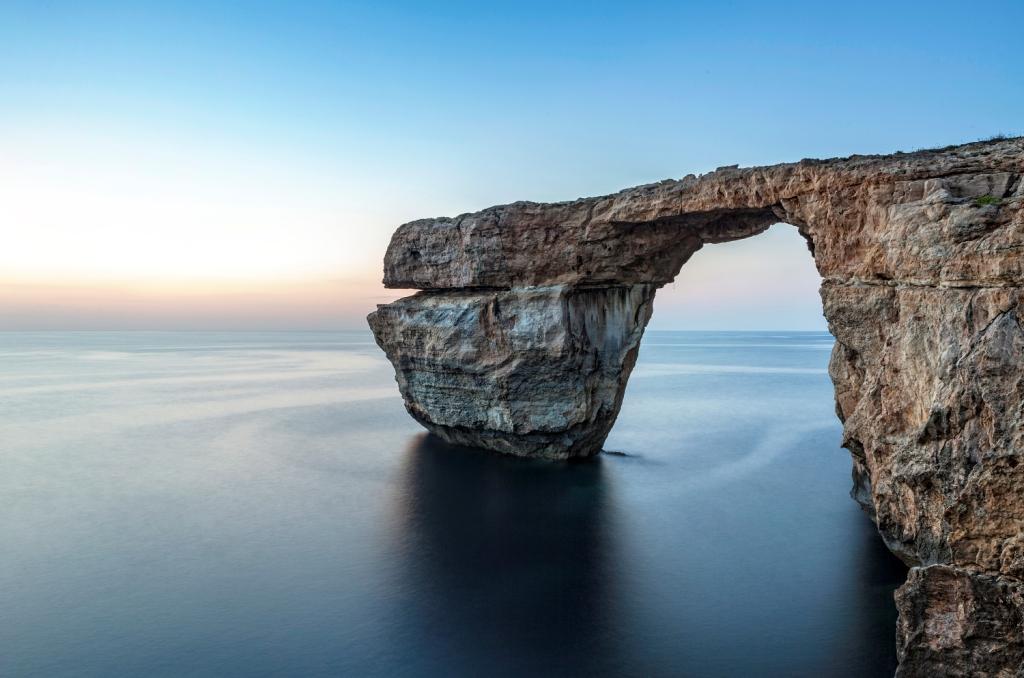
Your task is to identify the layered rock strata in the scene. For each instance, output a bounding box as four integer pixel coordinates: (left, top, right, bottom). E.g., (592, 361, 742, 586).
(368, 137, 1024, 675)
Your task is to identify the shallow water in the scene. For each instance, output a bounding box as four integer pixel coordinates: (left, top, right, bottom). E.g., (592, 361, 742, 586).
(0, 330, 905, 677)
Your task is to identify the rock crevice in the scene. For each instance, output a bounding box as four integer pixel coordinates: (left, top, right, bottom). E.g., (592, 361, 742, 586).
(369, 137, 1024, 676)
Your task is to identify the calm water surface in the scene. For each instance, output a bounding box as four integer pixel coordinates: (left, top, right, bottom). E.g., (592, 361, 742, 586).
(0, 331, 905, 677)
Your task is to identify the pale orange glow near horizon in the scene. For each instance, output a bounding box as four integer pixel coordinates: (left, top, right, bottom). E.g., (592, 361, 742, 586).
(0, 225, 826, 331)
(0, 130, 398, 284)
(2, 129, 826, 331)
(0, 127, 420, 329)
(0, 277, 410, 330)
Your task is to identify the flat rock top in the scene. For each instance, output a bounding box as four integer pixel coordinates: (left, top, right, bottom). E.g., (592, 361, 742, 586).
(383, 137, 1024, 290)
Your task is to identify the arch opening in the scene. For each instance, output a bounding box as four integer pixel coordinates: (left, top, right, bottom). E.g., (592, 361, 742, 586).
(649, 223, 824, 332)
(601, 223, 906, 675)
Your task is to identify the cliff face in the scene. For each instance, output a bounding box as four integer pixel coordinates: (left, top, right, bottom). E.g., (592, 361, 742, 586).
(369, 137, 1024, 676)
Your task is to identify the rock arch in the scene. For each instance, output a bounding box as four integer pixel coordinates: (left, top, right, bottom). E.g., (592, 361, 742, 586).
(369, 138, 1024, 675)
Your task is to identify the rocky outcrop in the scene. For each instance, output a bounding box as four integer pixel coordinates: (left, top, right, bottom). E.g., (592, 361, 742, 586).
(368, 137, 1024, 675)
(368, 285, 654, 458)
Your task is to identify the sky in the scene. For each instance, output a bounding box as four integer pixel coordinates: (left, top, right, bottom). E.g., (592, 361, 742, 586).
(1, 1, 1021, 331)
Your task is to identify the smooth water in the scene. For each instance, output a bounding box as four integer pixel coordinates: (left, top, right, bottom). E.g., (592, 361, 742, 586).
(0, 331, 905, 677)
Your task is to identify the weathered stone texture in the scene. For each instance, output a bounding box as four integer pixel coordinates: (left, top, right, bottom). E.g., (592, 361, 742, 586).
(368, 137, 1024, 675)
(369, 284, 654, 458)
(896, 565, 1024, 677)
(383, 143, 1023, 289)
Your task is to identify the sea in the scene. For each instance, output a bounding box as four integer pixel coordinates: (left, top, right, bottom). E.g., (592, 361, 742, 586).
(0, 330, 905, 677)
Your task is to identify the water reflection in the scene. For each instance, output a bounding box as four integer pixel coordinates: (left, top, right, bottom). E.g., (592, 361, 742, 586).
(389, 434, 625, 677)
(844, 512, 907, 677)
(387, 430, 909, 677)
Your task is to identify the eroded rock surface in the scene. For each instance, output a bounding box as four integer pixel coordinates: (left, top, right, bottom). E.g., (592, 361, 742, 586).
(369, 284, 654, 458)
(368, 137, 1024, 675)
(896, 565, 1024, 675)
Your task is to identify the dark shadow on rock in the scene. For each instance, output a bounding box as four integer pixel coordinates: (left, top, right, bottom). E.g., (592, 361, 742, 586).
(388, 433, 625, 677)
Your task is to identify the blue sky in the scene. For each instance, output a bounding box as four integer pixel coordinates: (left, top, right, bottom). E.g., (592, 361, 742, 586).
(1, 1, 1021, 329)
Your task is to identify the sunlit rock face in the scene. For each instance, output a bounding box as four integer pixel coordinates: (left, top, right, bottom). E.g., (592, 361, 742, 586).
(369, 137, 1024, 675)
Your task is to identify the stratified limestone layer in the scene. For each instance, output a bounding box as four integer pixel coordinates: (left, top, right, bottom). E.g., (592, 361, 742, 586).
(368, 137, 1024, 675)
(369, 284, 654, 459)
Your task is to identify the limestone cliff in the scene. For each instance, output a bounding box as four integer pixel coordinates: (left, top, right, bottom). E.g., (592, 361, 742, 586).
(369, 137, 1024, 676)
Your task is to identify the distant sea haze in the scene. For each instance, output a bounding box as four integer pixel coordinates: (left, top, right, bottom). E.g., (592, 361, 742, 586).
(0, 330, 904, 677)
(0, 222, 827, 333)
